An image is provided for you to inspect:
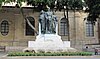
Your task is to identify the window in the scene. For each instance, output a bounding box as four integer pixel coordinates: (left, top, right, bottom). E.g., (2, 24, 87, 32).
(86, 21, 94, 37)
(25, 17, 35, 36)
(1, 20, 9, 36)
(60, 17, 68, 36)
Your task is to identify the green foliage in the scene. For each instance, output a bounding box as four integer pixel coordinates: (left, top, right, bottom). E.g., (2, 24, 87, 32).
(37, 49, 45, 53)
(69, 0, 84, 10)
(57, 0, 84, 10)
(26, 0, 55, 11)
(26, 0, 85, 11)
(0, 0, 6, 7)
(85, 0, 100, 12)
(0, 0, 85, 11)
(27, 0, 55, 6)
(7, 52, 93, 56)
(15, 0, 25, 8)
(84, 0, 100, 22)
(0, 0, 26, 9)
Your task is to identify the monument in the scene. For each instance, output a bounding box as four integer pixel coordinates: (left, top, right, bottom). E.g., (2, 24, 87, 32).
(26, 9, 76, 52)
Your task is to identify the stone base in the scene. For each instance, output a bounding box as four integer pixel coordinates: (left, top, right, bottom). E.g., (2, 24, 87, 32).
(23, 47, 77, 53)
(26, 34, 76, 52)
(36, 34, 62, 42)
(28, 41, 70, 49)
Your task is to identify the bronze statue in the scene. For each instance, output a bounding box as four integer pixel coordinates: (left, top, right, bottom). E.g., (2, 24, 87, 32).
(39, 9, 57, 34)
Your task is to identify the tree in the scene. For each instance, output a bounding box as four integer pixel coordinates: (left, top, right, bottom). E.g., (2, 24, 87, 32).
(0, 0, 11, 9)
(15, 0, 38, 34)
(71, 0, 84, 42)
(57, 0, 84, 41)
(26, 0, 55, 11)
(56, 0, 84, 41)
(84, 0, 100, 22)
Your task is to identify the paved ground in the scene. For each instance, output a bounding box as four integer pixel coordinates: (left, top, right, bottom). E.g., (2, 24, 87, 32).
(0, 52, 100, 59)
(0, 52, 7, 57)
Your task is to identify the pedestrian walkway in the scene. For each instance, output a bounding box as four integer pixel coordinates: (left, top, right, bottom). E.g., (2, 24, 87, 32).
(0, 52, 7, 58)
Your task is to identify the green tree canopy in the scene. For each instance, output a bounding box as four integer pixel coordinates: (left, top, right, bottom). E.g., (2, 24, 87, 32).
(0, 0, 26, 8)
(0, 0, 85, 11)
(57, 0, 84, 10)
(84, 0, 100, 21)
(0, 0, 11, 7)
(26, 0, 84, 11)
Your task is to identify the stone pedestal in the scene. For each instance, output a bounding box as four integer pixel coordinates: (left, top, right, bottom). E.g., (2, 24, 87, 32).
(28, 34, 71, 52)
(28, 23, 71, 51)
(29, 34, 70, 47)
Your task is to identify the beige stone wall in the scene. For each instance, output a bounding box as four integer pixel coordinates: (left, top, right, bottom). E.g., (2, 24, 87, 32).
(0, 10, 15, 46)
(0, 8, 99, 50)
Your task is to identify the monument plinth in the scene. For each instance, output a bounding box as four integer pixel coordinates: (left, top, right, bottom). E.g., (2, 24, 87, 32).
(26, 10, 76, 52)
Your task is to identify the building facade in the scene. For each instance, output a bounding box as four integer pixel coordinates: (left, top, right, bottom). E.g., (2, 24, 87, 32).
(0, 7, 99, 50)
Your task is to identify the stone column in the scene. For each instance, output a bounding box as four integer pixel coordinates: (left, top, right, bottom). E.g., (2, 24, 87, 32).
(56, 23, 58, 35)
(39, 23, 41, 35)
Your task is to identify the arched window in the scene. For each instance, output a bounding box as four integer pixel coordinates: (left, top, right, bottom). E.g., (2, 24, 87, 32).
(86, 21, 94, 37)
(25, 17, 35, 36)
(60, 17, 68, 36)
(1, 20, 9, 36)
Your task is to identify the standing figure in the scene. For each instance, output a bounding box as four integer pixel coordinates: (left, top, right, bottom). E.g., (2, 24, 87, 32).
(52, 15, 58, 33)
(39, 10, 46, 34)
(46, 9, 53, 33)
(45, 9, 58, 34)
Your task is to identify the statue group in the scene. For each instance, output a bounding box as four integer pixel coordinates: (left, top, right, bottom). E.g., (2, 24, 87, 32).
(39, 9, 58, 34)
